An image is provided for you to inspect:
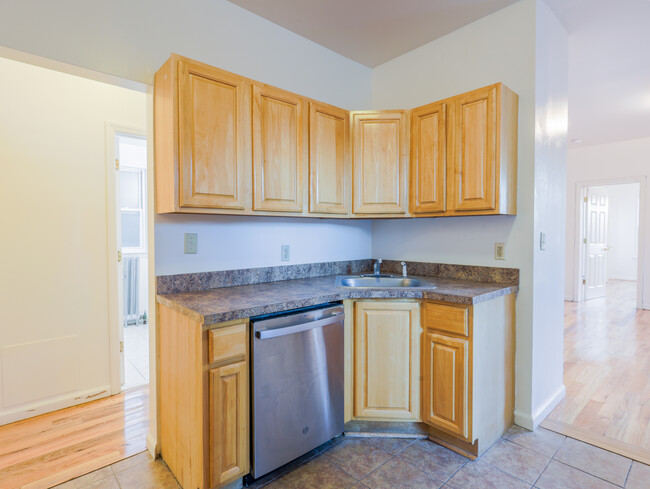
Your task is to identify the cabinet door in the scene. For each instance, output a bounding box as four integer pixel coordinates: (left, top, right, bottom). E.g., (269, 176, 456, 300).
(352, 111, 408, 215)
(209, 361, 249, 487)
(354, 302, 420, 419)
(309, 102, 350, 214)
(178, 59, 248, 209)
(449, 85, 497, 212)
(252, 84, 306, 213)
(411, 101, 447, 214)
(422, 332, 470, 439)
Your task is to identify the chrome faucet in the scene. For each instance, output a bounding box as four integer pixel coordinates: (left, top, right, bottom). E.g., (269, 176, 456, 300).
(373, 258, 383, 275)
(401, 261, 407, 277)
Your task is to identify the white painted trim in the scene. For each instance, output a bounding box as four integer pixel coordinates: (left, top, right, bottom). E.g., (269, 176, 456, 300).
(106, 123, 147, 395)
(573, 176, 647, 309)
(146, 432, 159, 458)
(0, 46, 147, 93)
(513, 384, 566, 430)
(0, 385, 112, 426)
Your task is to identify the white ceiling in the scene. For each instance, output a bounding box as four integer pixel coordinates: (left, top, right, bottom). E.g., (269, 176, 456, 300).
(228, 0, 650, 147)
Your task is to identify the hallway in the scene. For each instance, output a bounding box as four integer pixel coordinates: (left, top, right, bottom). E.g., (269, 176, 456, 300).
(543, 280, 650, 463)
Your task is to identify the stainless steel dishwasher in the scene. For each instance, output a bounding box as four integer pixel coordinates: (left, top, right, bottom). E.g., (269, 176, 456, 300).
(251, 303, 344, 479)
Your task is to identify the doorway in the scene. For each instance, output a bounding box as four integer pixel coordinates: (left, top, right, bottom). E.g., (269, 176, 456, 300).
(115, 132, 149, 390)
(582, 182, 641, 303)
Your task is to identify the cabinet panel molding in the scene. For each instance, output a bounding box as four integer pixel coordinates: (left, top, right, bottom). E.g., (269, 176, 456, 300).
(252, 84, 306, 213)
(411, 101, 447, 214)
(354, 301, 420, 420)
(309, 102, 350, 214)
(352, 111, 408, 215)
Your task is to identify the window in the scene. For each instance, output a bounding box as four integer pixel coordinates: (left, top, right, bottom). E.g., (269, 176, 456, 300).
(120, 167, 146, 252)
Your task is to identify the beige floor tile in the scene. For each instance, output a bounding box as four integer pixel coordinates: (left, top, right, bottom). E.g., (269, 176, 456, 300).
(553, 437, 631, 486)
(361, 457, 443, 489)
(504, 425, 566, 457)
(110, 451, 152, 474)
(447, 460, 530, 489)
(53, 467, 115, 488)
(481, 438, 550, 483)
(398, 439, 467, 481)
(536, 460, 620, 489)
(626, 461, 650, 489)
(280, 456, 357, 489)
(114, 458, 180, 489)
(366, 437, 417, 455)
(262, 480, 287, 488)
(83, 477, 120, 489)
(324, 437, 392, 479)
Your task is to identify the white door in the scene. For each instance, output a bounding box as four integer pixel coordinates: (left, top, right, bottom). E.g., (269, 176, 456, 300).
(584, 189, 609, 300)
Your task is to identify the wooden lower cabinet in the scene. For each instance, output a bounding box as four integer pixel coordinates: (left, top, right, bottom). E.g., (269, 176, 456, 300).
(158, 302, 250, 489)
(353, 301, 420, 420)
(209, 362, 249, 487)
(422, 332, 469, 439)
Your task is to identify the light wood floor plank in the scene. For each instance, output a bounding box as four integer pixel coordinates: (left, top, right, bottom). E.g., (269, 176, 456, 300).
(0, 385, 148, 489)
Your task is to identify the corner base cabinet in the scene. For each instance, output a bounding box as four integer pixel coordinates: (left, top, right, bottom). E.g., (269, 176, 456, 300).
(158, 303, 250, 489)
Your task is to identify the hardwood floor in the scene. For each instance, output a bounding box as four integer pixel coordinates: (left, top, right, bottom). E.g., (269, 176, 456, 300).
(543, 280, 650, 463)
(0, 385, 149, 489)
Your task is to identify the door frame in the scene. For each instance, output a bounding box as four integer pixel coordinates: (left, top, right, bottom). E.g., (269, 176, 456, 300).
(572, 176, 646, 308)
(106, 122, 148, 394)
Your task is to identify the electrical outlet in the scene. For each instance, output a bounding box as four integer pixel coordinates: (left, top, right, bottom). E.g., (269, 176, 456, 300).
(184, 233, 198, 254)
(281, 245, 290, 262)
(495, 242, 506, 260)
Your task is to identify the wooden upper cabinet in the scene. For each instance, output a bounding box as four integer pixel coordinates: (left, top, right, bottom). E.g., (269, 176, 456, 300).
(309, 102, 350, 215)
(178, 59, 248, 209)
(447, 83, 518, 215)
(410, 101, 447, 214)
(252, 84, 307, 213)
(351, 111, 408, 215)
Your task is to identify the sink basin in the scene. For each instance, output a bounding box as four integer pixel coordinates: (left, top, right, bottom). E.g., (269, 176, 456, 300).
(335, 275, 435, 288)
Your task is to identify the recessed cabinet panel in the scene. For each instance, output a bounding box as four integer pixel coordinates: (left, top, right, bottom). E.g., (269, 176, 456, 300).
(209, 361, 249, 487)
(411, 101, 447, 214)
(354, 301, 420, 419)
(450, 86, 497, 212)
(253, 85, 305, 213)
(178, 60, 247, 209)
(352, 111, 408, 215)
(309, 102, 349, 214)
(423, 332, 469, 439)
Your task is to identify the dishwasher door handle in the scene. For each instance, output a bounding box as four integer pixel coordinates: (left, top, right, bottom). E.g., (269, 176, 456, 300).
(255, 314, 342, 340)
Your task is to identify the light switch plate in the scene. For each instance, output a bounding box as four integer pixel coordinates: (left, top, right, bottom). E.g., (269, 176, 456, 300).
(184, 233, 198, 254)
(281, 245, 290, 262)
(495, 242, 506, 260)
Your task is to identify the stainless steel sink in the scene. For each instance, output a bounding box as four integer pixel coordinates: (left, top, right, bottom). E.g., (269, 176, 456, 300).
(335, 275, 435, 288)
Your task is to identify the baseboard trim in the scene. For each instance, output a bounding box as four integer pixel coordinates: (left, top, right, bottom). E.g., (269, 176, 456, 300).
(541, 418, 650, 465)
(513, 385, 566, 431)
(146, 432, 159, 458)
(0, 384, 112, 426)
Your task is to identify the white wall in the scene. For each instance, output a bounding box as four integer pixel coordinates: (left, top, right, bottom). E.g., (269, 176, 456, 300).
(591, 184, 640, 281)
(565, 137, 650, 304)
(0, 57, 146, 424)
(155, 215, 372, 276)
(371, 0, 568, 427)
(530, 0, 569, 422)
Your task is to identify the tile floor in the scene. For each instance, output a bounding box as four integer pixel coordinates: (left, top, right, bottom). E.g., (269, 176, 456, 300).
(55, 426, 650, 489)
(123, 323, 149, 390)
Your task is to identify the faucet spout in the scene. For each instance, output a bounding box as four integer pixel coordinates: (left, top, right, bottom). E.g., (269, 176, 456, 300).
(373, 258, 383, 275)
(401, 261, 407, 277)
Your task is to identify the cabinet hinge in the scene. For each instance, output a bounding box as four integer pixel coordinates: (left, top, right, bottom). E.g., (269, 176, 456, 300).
(115, 158, 120, 171)
(584, 196, 588, 203)
(582, 279, 586, 285)
(117, 250, 122, 262)
(120, 341, 124, 353)
(583, 238, 587, 244)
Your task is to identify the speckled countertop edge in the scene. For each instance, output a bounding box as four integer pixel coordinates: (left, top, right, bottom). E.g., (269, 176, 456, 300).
(157, 275, 518, 326)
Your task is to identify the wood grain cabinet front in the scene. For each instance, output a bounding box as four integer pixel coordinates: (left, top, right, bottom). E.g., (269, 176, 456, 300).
(351, 111, 409, 216)
(252, 84, 308, 213)
(309, 101, 350, 215)
(353, 301, 420, 420)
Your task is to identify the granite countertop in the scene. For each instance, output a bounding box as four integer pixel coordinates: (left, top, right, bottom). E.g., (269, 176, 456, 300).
(156, 274, 518, 326)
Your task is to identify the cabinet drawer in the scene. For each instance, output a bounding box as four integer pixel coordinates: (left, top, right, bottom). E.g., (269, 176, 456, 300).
(209, 323, 247, 364)
(423, 303, 469, 337)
